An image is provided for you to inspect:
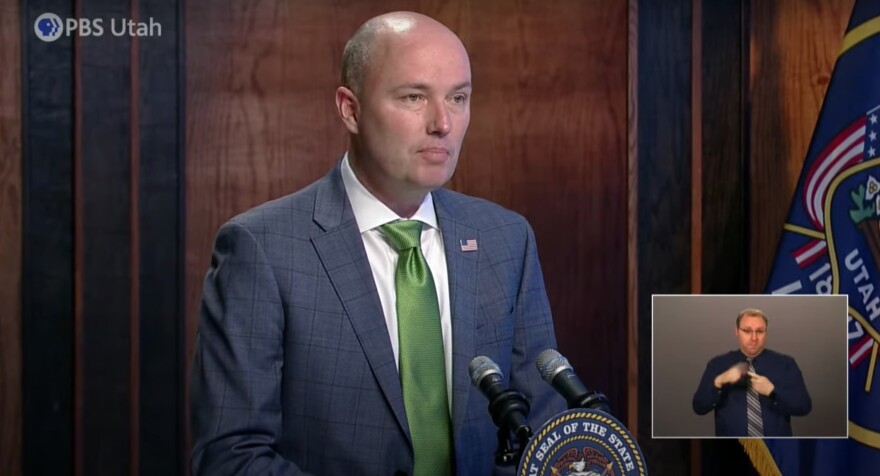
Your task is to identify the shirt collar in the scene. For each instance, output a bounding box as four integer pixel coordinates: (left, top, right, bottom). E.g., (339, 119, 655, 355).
(739, 349, 764, 361)
(340, 153, 439, 233)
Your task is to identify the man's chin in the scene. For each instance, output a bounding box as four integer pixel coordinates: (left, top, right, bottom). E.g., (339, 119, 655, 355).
(414, 171, 455, 190)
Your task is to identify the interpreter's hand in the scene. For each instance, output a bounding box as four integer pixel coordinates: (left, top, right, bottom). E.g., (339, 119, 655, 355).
(747, 371, 775, 396)
(714, 362, 749, 388)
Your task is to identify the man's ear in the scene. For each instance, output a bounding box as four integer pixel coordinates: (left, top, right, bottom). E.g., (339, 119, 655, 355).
(336, 86, 360, 134)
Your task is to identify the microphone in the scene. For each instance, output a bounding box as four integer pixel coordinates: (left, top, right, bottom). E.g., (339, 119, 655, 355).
(535, 349, 611, 413)
(468, 356, 532, 444)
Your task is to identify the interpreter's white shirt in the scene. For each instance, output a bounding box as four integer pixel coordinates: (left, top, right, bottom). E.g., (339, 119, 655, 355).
(340, 154, 453, 407)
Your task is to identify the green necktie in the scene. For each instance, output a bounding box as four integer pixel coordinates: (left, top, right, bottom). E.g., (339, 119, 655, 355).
(381, 220, 452, 475)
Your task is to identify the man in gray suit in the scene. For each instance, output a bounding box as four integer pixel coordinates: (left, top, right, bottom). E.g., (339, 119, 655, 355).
(191, 11, 564, 475)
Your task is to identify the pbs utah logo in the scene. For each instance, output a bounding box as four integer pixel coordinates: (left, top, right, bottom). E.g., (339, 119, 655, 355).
(33, 12, 161, 42)
(34, 13, 63, 42)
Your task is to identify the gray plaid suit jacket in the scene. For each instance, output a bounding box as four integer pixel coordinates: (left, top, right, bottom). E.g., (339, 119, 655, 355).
(191, 163, 564, 475)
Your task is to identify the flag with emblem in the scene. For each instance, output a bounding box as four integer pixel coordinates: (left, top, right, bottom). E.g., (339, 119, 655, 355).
(741, 0, 880, 474)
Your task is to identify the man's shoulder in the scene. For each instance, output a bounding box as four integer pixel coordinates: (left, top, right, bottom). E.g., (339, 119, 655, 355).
(222, 175, 328, 236)
(233, 190, 314, 227)
(434, 188, 530, 230)
(762, 348, 799, 365)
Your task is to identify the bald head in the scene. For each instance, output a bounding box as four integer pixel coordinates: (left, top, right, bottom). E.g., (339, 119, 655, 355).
(341, 12, 467, 96)
(334, 11, 471, 217)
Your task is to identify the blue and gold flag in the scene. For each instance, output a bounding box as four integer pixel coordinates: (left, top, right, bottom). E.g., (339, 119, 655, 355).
(748, 0, 880, 473)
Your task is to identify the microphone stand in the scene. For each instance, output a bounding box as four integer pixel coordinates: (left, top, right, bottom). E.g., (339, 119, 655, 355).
(490, 389, 533, 466)
(573, 390, 611, 413)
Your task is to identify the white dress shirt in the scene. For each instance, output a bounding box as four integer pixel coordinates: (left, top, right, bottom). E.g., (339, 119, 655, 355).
(340, 155, 453, 407)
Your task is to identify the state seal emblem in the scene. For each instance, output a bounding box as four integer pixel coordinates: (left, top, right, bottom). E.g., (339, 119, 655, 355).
(517, 410, 647, 476)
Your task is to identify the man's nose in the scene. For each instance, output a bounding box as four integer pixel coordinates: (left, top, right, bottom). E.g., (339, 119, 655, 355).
(427, 99, 451, 136)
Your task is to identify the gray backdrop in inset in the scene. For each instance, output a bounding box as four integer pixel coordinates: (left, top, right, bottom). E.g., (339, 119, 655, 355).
(652, 294, 847, 438)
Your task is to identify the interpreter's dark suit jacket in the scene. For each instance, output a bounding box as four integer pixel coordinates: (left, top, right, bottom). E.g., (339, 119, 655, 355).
(190, 163, 565, 475)
(692, 349, 812, 436)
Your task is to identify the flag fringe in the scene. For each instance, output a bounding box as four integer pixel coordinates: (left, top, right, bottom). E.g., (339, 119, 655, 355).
(739, 439, 783, 476)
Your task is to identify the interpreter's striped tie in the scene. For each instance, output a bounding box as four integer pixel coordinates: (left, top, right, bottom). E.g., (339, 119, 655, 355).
(746, 359, 764, 437)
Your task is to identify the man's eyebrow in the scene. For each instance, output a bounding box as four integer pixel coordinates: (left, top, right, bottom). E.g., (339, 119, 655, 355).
(393, 83, 430, 91)
(392, 81, 473, 92)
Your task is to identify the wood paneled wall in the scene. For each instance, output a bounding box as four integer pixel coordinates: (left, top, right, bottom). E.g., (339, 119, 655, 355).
(635, 0, 855, 473)
(16, 1, 185, 475)
(0, 1, 22, 475)
(635, 0, 693, 472)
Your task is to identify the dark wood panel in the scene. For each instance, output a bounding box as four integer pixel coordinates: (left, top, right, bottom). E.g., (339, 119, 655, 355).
(748, 0, 853, 291)
(636, 0, 692, 473)
(136, 0, 185, 474)
(79, 1, 133, 473)
(13, 1, 196, 475)
(21, 1, 76, 474)
(699, 440, 758, 476)
(626, 0, 639, 436)
(0, 1, 22, 475)
(699, 1, 752, 474)
(701, 0, 747, 295)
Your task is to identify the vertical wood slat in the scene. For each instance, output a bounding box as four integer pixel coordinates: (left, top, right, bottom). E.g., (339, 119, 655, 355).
(73, 2, 84, 474)
(636, 0, 691, 474)
(695, 0, 756, 473)
(79, 0, 133, 473)
(701, 0, 748, 295)
(626, 0, 640, 436)
(130, 0, 141, 472)
(691, 0, 703, 295)
(0, 1, 22, 475)
(21, 1, 76, 474)
(137, 0, 185, 474)
(689, 0, 702, 472)
(128, 0, 142, 476)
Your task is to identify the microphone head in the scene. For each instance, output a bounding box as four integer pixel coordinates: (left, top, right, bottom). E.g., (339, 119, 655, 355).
(469, 355, 502, 386)
(535, 349, 572, 383)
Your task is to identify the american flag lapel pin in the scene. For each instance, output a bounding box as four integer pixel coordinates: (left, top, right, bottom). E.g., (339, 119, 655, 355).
(459, 238, 478, 252)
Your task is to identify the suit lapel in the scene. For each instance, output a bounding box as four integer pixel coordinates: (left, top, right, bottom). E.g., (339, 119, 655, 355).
(434, 190, 480, 434)
(310, 165, 411, 440)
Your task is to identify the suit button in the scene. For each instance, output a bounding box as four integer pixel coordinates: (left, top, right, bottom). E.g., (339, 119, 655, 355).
(393, 472, 407, 476)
